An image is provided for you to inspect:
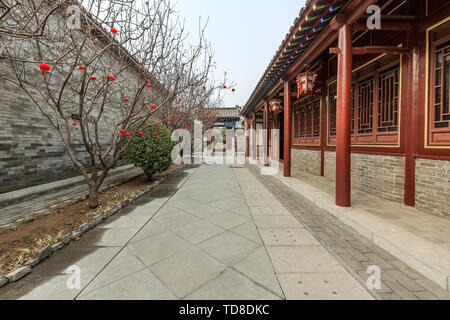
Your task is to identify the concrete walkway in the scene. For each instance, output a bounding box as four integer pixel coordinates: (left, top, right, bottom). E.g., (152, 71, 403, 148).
(0, 165, 376, 300)
(259, 161, 450, 293)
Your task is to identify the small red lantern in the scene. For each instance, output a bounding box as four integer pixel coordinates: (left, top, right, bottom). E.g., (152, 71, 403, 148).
(124, 98, 129, 102)
(72, 122, 77, 126)
(108, 75, 116, 84)
(156, 124, 160, 127)
(167, 118, 171, 122)
(139, 132, 144, 136)
(152, 105, 157, 109)
(178, 98, 182, 101)
(232, 88, 235, 92)
(111, 27, 118, 37)
(39, 63, 51, 77)
(181, 105, 184, 108)
(202, 86, 206, 90)
(205, 112, 209, 116)
(78, 66, 85, 73)
(223, 85, 227, 89)
(90, 75, 97, 80)
(154, 132, 158, 136)
(296, 72, 318, 99)
(145, 106, 149, 110)
(120, 129, 125, 134)
(146, 84, 152, 88)
(34, 99, 39, 103)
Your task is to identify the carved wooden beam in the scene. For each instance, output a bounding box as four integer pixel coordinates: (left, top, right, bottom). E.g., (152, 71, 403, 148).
(330, 46, 411, 55)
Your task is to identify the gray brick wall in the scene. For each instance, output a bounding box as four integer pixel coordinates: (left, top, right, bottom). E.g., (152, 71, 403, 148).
(291, 149, 321, 176)
(0, 21, 164, 194)
(415, 158, 450, 219)
(324, 151, 405, 203)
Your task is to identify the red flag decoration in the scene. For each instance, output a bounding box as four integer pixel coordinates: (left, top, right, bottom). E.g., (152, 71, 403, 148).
(39, 63, 51, 78)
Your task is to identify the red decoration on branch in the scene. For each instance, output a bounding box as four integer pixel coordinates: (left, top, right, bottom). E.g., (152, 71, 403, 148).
(34, 99, 39, 103)
(111, 27, 118, 38)
(232, 88, 235, 92)
(181, 105, 184, 108)
(152, 105, 157, 109)
(108, 75, 116, 84)
(223, 85, 227, 89)
(146, 84, 152, 88)
(202, 86, 206, 90)
(205, 113, 209, 116)
(78, 66, 85, 73)
(145, 106, 149, 110)
(72, 122, 77, 126)
(178, 98, 182, 101)
(154, 132, 158, 136)
(120, 129, 125, 134)
(126, 133, 130, 136)
(124, 98, 129, 102)
(39, 63, 51, 78)
(139, 132, 144, 136)
(90, 76, 97, 80)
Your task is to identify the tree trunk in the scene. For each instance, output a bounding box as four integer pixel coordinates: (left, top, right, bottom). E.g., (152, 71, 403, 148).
(88, 184, 99, 209)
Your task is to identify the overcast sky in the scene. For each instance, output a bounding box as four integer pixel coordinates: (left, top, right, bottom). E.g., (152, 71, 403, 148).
(174, 0, 306, 107)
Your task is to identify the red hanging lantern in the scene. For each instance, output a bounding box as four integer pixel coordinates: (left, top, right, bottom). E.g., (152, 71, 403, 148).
(146, 83, 152, 88)
(111, 27, 118, 38)
(156, 124, 160, 127)
(90, 75, 97, 80)
(223, 85, 227, 89)
(152, 105, 157, 109)
(108, 75, 116, 84)
(78, 66, 85, 73)
(154, 132, 158, 136)
(139, 132, 144, 136)
(120, 129, 125, 134)
(126, 133, 130, 137)
(296, 72, 318, 99)
(178, 98, 182, 101)
(232, 88, 236, 92)
(181, 105, 184, 108)
(39, 63, 51, 77)
(72, 122, 77, 126)
(124, 98, 129, 102)
(202, 86, 206, 90)
(145, 106, 149, 110)
(34, 99, 39, 103)
(269, 99, 282, 113)
(205, 112, 209, 116)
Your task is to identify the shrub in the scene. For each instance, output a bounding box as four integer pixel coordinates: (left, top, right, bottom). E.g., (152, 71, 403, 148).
(123, 120, 175, 181)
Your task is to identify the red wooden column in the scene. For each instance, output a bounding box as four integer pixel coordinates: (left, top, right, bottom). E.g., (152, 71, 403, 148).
(264, 101, 270, 166)
(335, 24, 352, 207)
(252, 112, 257, 160)
(245, 118, 250, 157)
(404, 27, 419, 206)
(283, 81, 292, 177)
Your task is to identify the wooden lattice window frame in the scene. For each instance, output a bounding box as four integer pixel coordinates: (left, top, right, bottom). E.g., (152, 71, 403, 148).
(327, 60, 400, 146)
(293, 98, 321, 145)
(429, 30, 450, 146)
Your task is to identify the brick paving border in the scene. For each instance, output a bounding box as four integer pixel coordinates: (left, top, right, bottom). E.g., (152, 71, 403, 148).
(248, 165, 450, 300)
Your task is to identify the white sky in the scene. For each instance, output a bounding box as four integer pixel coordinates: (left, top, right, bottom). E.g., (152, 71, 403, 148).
(174, 0, 306, 107)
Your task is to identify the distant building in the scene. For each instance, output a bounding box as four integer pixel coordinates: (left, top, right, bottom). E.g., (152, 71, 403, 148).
(206, 106, 243, 129)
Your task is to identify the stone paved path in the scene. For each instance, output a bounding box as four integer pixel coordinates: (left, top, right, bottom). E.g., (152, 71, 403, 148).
(1, 165, 446, 300)
(247, 165, 450, 300)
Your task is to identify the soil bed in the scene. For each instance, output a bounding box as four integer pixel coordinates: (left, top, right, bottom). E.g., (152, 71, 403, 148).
(0, 164, 182, 275)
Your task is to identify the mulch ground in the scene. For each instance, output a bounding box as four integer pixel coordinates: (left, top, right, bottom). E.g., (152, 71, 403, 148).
(0, 164, 182, 275)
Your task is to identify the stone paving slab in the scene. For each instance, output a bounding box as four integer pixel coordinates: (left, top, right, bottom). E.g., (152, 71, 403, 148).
(247, 165, 450, 300)
(3, 164, 446, 300)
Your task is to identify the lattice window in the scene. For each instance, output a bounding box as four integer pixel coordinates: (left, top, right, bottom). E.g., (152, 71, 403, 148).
(294, 99, 320, 144)
(432, 41, 450, 128)
(329, 84, 337, 137)
(328, 61, 400, 146)
(357, 76, 374, 134)
(378, 66, 399, 132)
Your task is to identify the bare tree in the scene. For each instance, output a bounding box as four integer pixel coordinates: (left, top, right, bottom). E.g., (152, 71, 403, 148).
(0, 0, 224, 208)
